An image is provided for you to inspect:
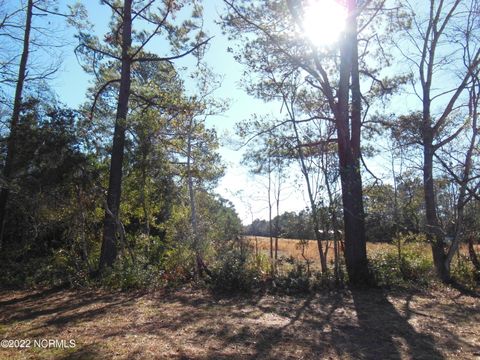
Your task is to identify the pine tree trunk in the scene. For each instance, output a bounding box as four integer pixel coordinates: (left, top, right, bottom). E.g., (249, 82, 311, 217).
(339, 163, 369, 284)
(0, 0, 33, 248)
(99, 0, 133, 269)
(423, 139, 449, 282)
(336, 0, 369, 285)
(268, 157, 273, 263)
(187, 119, 201, 279)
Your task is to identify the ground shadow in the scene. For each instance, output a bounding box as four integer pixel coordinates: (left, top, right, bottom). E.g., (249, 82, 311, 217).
(342, 288, 444, 360)
(57, 343, 108, 360)
(0, 284, 69, 307)
(2, 290, 141, 327)
(449, 281, 480, 298)
(248, 292, 343, 359)
(1, 286, 477, 359)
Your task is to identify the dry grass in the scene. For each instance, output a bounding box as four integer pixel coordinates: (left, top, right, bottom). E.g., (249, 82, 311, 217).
(1, 238, 478, 359)
(246, 236, 478, 263)
(0, 286, 479, 359)
(246, 236, 406, 263)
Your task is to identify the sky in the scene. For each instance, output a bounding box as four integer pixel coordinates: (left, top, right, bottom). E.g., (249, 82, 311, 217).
(48, 0, 309, 224)
(44, 0, 446, 224)
(1, 0, 472, 227)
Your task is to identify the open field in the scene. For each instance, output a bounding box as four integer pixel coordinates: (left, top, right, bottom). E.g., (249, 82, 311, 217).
(246, 236, 479, 263)
(1, 286, 479, 359)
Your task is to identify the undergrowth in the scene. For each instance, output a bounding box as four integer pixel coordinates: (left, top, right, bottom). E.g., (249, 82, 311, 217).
(1, 236, 478, 293)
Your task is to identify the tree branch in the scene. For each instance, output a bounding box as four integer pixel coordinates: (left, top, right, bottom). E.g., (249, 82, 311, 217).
(133, 37, 212, 63)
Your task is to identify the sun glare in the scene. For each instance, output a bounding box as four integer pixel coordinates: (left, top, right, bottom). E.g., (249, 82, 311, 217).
(302, 0, 348, 47)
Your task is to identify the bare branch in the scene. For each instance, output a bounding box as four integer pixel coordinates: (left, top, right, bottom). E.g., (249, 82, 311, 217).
(133, 37, 212, 63)
(90, 79, 121, 119)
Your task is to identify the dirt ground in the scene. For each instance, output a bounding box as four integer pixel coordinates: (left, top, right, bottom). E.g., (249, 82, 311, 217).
(0, 286, 479, 359)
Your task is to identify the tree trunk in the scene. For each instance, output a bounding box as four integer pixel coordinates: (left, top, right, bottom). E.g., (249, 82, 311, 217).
(268, 157, 273, 262)
(274, 169, 281, 263)
(99, 0, 133, 269)
(140, 148, 150, 237)
(423, 140, 449, 281)
(0, 0, 33, 248)
(336, 0, 369, 285)
(324, 159, 340, 281)
(290, 116, 327, 273)
(445, 77, 478, 276)
(187, 119, 202, 279)
(339, 164, 369, 284)
(76, 186, 91, 272)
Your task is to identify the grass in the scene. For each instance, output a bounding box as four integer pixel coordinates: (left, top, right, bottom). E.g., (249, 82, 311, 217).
(0, 286, 479, 359)
(246, 235, 478, 262)
(1, 238, 478, 359)
(246, 236, 479, 288)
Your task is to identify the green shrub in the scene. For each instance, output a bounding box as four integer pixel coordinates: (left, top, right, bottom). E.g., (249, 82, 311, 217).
(100, 255, 166, 290)
(98, 233, 187, 290)
(209, 248, 263, 292)
(162, 243, 196, 285)
(272, 257, 343, 293)
(369, 251, 404, 285)
(0, 248, 91, 289)
(29, 250, 75, 286)
(451, 254, 478, 289)
(399, 246, 432, 283)
(274, 260, 311, 293)
(369, 239, 433, 286)
(252, 252, 271, 275)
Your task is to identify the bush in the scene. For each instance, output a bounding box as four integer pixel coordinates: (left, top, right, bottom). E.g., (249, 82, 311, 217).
(369, 239, 433, 286)
(274, 260, 311, 293)
(0, 248, 91, 289)
(271, 256, 344, 293)
(100, 255, 166, 290)
(209, 248, 264, 292)
(161, 243, 196, 285)
(399, 245, 433, 283)
(451, 254, 478, 289)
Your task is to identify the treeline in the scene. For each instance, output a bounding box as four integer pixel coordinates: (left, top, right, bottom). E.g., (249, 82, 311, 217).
(245, 179, 480, 244)
(0, 92, 243, 287)
(245, 211, 315, 240)
(0, 1, 242, 288)
(1, 0, 479, 290)
(225, 0, 480, 285)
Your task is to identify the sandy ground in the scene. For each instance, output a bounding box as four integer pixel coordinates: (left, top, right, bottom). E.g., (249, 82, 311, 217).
(1, 285, 479, 359)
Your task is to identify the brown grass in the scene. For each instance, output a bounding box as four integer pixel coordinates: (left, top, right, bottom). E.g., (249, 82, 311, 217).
(0, 286, 479, 359)
(246, 236, 478, 263)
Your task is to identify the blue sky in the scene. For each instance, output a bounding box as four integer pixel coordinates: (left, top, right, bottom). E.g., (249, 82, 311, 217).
(48, 0, 459, 224)
(49, 0, 308, 223)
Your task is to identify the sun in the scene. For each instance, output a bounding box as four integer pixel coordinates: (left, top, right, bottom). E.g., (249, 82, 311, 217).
(302, 0, 348, 47)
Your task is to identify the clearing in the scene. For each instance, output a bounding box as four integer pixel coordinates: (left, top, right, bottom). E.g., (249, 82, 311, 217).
(246, 236, 480, 263)
(0, 286, 479, 359)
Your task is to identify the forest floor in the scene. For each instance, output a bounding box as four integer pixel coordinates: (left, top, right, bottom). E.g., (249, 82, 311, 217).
(0, 285, 479, 359)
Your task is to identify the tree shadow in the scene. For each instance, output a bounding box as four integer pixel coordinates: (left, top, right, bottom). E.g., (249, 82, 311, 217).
(180, 291, 346, 359)
(0, 284, 68, 307)
(338, 288, 444, 360)
(0, 287, 145, 346)
(1, 286, 476, 359)
(448, 281, 480, 298)
(57, 343, 108, 360)
(2, 290, 140, 326)
(247, 292, 342, 359)
(160, 288, 453, 359)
